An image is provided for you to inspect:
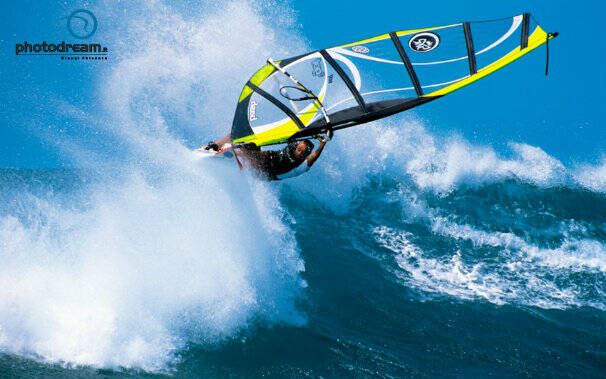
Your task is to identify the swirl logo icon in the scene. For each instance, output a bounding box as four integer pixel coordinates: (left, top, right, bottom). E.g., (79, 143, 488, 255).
(67, 9, 98, 39)
(408, 32, 440, 53)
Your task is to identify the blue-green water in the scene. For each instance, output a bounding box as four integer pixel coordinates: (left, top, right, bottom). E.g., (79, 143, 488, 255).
(0, 164, 605, 378)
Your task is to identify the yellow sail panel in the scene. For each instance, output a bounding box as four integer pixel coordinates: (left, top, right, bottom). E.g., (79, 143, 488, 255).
(238, 64, 277, 102)
(233, 120, 301, 146)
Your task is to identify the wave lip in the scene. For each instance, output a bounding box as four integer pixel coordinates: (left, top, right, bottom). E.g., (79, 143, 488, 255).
(302, 119, 606, 201)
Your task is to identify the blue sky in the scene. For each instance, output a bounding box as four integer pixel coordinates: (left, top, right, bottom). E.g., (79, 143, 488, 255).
(1, 0, 604, 167)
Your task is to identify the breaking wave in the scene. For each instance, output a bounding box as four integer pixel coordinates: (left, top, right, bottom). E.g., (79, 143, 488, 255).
(0, 0, 307, 372)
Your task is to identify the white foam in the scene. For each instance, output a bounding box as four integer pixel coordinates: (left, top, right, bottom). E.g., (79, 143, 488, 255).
(429, 215, 606, 273)
(374, 226, 512, 304)
(0, 0, 307, 371)
(0, 170, 305, 371)
(374, 225, 606, 309)
(373, 191, 606, 310)
(299, 118, 606, 197)
(574, 158, 606, 192)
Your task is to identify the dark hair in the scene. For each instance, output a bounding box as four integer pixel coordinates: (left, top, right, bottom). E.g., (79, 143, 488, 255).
(300, 139, 313, 154)
(286, 139, 313, 160)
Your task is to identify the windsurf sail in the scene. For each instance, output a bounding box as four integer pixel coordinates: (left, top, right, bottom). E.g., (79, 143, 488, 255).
(231, 13, 557, 147)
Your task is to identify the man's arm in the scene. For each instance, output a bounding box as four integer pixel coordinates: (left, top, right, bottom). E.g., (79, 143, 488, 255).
(215, 133, 232, 148)
(305, 137, 327, 167)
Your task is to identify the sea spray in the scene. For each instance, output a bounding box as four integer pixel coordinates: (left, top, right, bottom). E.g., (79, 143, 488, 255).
(0, 0, 308, 371)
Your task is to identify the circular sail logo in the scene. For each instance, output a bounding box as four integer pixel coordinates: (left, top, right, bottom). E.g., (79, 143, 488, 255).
(408, 32, 440, 53)
(351, 45, 370, 54)
(67, 9, 98, 39)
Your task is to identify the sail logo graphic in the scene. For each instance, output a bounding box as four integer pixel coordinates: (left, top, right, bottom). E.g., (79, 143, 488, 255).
(408, 32, 440, 52)
(249, 100, 258, 121)
(351, 45, 370, 54)
(311, 59, 324, 77)
(67, 9, 98, 39)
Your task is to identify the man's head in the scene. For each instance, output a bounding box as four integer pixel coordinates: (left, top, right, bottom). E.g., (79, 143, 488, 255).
(288, 139, 314, 160)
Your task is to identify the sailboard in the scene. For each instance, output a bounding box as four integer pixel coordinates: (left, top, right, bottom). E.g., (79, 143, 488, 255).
(230, 13, 557, 147)
(194, 144, 237, 160)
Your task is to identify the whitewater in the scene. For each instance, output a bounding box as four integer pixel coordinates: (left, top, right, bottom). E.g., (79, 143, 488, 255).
(0, 1, 604, 378)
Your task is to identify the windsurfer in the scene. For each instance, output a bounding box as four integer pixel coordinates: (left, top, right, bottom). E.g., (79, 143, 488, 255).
(204, 134, 328, 180)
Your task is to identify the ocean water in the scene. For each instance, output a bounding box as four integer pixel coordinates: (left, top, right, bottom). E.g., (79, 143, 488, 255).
(1, 144, 606, 378)
(1, 1, 605, 378)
